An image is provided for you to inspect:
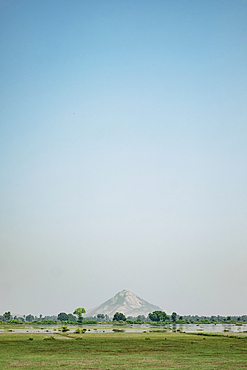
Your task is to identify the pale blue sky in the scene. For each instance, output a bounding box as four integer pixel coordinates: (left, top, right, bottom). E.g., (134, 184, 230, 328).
(0, 0, 247, 316)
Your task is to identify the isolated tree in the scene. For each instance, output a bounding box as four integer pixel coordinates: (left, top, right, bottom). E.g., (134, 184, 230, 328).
(58, 312, 69, 321)
(26, 314, 34, 322)
(3, 312, 11, 321)
(97, 314, 105, 322)
(73, 308, 86, 323)
(148, 311, 169, 322)
(171, 312, 177, 322)
(113, 312, 126, 321)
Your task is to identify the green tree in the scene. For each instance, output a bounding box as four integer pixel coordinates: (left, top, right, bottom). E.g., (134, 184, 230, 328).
(171, 312, 177, 322)
(113, 312, 126, 321)
(73, 308, 86, 323)
(3, 312, 12, 321)
(67, 313, 77, 321)
(26, 314, 34, 322)
(58, 312, 69, 321)
(148, 311, 169, 322)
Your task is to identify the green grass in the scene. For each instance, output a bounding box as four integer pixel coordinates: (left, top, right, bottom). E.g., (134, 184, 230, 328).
(0, 331, 246, 369)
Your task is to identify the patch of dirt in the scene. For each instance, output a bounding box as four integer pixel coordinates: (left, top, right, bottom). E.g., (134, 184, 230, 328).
(9, 359, 102, 368)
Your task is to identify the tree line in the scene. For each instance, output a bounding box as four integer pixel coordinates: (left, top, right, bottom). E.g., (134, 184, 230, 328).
(1, 309, 247, 324)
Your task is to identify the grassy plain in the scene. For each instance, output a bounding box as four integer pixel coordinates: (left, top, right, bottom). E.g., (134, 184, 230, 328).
(0, 331, 246, 369)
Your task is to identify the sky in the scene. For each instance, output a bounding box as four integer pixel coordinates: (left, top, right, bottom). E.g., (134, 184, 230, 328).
(0, 0, 247, 317)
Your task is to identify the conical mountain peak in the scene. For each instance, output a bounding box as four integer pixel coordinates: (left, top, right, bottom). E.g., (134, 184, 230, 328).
(85, 290, 163, 318)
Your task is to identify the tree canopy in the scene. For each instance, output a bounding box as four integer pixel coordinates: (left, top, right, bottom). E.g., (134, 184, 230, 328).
(58, 312, 69, 321)
(171, 312, 177, 322)
(3, 312, 11, 321)
(26, 314, 34, 322)
(148, 311, 169, 322)
(73, 308, 86, 322)
(113, 312, 126, 321)
(67, 313, 77, 321)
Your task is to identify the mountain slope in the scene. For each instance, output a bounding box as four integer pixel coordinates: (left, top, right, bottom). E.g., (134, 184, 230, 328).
(84, 289, 163, 318)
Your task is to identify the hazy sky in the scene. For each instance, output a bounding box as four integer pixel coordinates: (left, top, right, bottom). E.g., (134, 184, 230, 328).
(1, 0, 247, 317)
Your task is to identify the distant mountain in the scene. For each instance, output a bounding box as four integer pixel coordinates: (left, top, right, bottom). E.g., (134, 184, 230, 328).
(84, 289, 163, 318)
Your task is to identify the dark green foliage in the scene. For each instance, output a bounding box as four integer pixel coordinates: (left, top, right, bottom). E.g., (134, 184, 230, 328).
(67, 313, 77, 321)
(3, 312, 11, 321)
(171, 312, 177, 322)
(148, 311, 169, 322)
(97, 314, 105, 321)
(57, 312, 69, 321)
(25, 314, 34, 322)
(113, 312, 126, 321)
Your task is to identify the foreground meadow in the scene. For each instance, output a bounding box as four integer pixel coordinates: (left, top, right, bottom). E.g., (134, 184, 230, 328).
(0, 331, 246, 369)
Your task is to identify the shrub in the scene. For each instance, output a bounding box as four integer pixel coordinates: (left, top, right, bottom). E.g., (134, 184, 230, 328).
(61, 326, 69, 332)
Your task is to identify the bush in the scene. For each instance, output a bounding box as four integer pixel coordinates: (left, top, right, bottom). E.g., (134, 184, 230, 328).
(61, 326, 69, 332)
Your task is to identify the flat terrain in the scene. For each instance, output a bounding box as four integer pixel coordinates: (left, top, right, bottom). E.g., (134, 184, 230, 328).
(0, 331, 247, 369)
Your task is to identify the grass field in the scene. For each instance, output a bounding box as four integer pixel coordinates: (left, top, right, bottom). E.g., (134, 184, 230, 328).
(0, 331, 246, 369)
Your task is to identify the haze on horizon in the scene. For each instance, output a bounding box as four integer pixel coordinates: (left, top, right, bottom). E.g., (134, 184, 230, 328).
(0, 0, 247, 317)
